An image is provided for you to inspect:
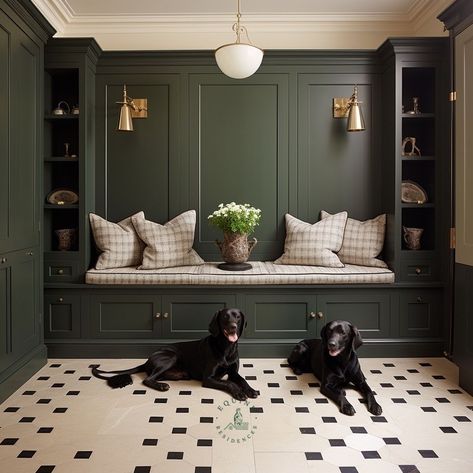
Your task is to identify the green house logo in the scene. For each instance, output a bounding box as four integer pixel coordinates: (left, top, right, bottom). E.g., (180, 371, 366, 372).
(215, 400, 258, 444)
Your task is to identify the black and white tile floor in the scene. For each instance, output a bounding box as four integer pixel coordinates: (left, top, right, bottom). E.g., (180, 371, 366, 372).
(1, 358, 472, 473)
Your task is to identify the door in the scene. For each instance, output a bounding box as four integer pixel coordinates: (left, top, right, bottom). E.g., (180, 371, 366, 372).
(454, 23, 473, 394)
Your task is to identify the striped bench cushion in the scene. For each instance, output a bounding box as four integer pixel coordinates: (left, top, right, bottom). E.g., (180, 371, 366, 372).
(85, 261, 394, 285)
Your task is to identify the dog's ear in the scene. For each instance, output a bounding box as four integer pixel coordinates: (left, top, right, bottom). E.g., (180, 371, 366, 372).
(320, 323, 328, 345)
(238, 310, 246, 337)
(209, 310, 222, 337)
(351, 324, 363, 350)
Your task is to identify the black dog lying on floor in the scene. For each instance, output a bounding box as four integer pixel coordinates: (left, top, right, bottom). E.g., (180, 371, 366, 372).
(92, 308, 259, 401)
(288, 320, 382, 416)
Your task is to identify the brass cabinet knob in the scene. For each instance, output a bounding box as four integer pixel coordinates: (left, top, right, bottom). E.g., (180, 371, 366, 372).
(316, 311, 324, 320)
(57, 269, 64, 275)
(309, 312, 316, 319)
(163, 312, 169, 319)
(415, 267, 422, 275)
(155, 313, 161, 319)
(417, 296, 423, 303)
(27, 251, 34, 256)
(58, 297, 63, 303)
(0, 258, 6, 264)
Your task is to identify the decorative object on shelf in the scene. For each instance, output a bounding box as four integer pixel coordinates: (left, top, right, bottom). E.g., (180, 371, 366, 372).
(401, 136, 421, 156)
(55, 228, 77, 251)
(64, 142, 70, 158)
(71, 105, 80, 115)
(401, 180, 428, 204)
(208, 202, 261, 270)
(52, 100, 70, 115)
(403, 226, 424, 250)
(406, 96, 421, 114)
(46, 188, 79, 205)
(116, 84, 148, 132)
(332, 85, 366, 132)
(214, 0, 264, 79)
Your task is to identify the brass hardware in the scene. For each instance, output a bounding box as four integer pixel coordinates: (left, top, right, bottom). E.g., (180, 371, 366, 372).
(58, 297, 63, 302)
(450, 227, 456, 250)
(155, 313, 161, 319)
(415, 267, 422, 275)
(163, 313, 169, 319)
(333, 86, 366, 132)
(417, 296, 423, 303)
(333, 97, 351, 118)
(449, 91, 457, 102)
(0, 258, 6, 264)
(117, 85, 148, 132)
(57, 269, 64, 275)
(309, 312, 316, 319)
(130, 99, 148, 118)
(316, 311, 324, 320)
(27, 251, 34, 256)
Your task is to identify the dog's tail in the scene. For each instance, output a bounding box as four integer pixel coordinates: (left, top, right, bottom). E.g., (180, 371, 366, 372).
(91, 363, 147, 389)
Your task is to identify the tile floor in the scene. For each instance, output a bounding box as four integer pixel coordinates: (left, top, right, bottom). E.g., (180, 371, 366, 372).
(0, 357, 472, 473)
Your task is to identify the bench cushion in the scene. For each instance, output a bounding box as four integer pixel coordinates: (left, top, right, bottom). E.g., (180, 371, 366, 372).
(85, 261, 394, 285)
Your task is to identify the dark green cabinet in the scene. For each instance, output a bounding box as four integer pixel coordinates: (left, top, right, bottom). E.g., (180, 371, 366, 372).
(245, 294, 318, 339)
(44, 293, 81, 339)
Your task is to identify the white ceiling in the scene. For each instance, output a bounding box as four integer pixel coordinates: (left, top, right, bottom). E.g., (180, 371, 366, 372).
(32, 0, 454, 50)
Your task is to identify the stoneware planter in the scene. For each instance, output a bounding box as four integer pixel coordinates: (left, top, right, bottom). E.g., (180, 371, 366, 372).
(216, 232, 257, 270)
(403, 226, 423, 250)
(55, 228, 77, 251)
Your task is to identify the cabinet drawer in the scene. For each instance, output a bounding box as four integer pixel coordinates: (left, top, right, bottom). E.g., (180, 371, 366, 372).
(162, 294, 237, 338)
(89, 295, 161, 339)
(400, 259, 439, 282)
(245, 294, 317, 339)
(44, 294, 81, 339)
(45, 261, 79, 283)
(399, 290, 442, 338)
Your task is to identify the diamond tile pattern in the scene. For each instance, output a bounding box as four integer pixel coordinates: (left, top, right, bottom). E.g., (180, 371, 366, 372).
(0, 358, 472, 472)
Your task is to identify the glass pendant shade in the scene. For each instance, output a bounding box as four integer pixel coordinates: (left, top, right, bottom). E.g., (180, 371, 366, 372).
(118, 103, 133, 131)
(346, 102, 365, 132)
(215, 43, 264, 79)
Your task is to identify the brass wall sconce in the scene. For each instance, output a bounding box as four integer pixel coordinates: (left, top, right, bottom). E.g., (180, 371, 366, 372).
(333, 85, 366, 132)
(116, 84, 148, 132)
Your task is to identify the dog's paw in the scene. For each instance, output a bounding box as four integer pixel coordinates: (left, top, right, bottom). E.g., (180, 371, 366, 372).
(245, 388, 259, 398)
(368, 402, 382, 416)
(232, 390, 248, 401)
(341, 403, 356, 416)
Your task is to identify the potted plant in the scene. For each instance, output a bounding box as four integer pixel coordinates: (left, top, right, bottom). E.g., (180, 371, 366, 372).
(208, 202, 261, 270)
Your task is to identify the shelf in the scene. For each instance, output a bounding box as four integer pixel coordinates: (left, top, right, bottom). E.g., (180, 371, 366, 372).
(402, 113, 435, 118)
(44, 156, 79, 162)
(44, 204, 79, 210)
(44, 114, 79, 120)
(401, 203, 435, 208)
(401, 156, 435, 161)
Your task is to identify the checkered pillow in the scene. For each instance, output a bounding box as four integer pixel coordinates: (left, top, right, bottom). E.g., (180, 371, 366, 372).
(320, 210, 387, 268)
(274, 212, 347, 267)
(132, 210, 204, 269)
(89, 212, 145, 269)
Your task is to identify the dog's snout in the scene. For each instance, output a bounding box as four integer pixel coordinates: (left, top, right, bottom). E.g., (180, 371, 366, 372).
(327, 340, 337, 348)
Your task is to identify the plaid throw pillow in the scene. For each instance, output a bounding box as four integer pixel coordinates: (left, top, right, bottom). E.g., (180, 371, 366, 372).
(320, 210, 387, 268)
(132, 210, 204, 269)
(274, 212, 347, 267)
(89, 212, 145, 269)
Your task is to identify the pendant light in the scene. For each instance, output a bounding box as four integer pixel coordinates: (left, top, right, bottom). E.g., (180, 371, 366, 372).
(215, 0, 264, 79)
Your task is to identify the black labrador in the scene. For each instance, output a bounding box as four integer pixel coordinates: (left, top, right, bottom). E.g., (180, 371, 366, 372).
(288, 320, 382, 416)
(92, 308, 259, 401)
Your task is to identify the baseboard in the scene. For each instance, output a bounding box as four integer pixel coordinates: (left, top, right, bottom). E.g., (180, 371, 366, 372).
(44, 339, 445, 359)
(0, 344, 48, 403)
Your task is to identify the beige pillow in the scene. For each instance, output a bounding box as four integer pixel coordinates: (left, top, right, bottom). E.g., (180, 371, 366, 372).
(89, 212, 145, 269)
(275, 212, 347, 267)
(320, 210, 387, 268)
(132, 210, 204, 269)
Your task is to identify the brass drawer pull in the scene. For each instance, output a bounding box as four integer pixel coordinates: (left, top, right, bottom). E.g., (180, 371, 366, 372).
(163, 313, 169, 319)
(417, 296, 423, 303)
(155, 312, 161, 319)
(415, 267, 422, 275)
(57, 269, 64, 275)
(316, 311, 324, 320)
(58, 297, 64, 303)
(27, 251, 34, 256)
(0, 258, 6, 264)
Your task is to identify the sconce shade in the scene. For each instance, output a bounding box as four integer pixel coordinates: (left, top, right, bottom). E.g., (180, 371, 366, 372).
(346, 102, 365, 132)
(118, 103, 133, 132)
(215, 43, 264, 79)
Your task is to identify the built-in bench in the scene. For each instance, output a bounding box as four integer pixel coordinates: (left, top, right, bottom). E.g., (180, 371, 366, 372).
(85, 262, 395, 285)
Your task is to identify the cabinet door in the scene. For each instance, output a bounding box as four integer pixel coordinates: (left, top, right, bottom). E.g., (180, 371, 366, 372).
(89, 295, 161, 339)
(162, 294, 237, 339)
(317, 293, 391, 339)
(44, 293, 81, 339)
(245, 294, 317, 339)
(399, 290, 442, 338)
(0, 257, 10, 372)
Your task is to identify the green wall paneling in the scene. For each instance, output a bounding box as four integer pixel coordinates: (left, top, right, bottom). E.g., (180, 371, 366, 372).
(188, 73, 290, 261)
(95, 73, 180, 224)
(162, 293, 237, 338)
